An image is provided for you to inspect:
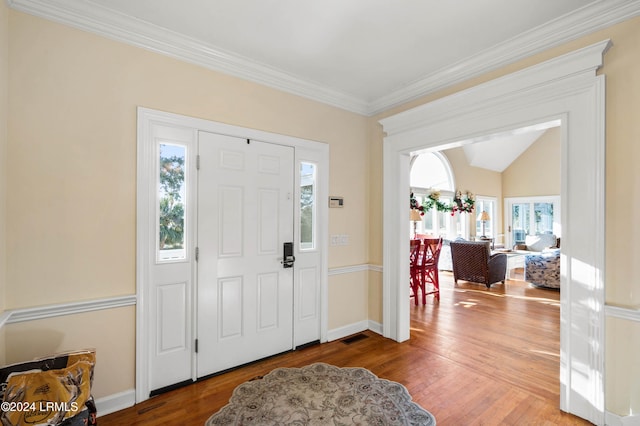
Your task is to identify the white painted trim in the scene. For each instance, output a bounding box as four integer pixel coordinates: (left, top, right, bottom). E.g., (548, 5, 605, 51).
(605, 411, 640, 426)
(328, 264, 368, 276)
(379, 40, 610, 425)
(328, 264, 383, 276)
(0, 296, 136, 326)
(606, 305, 640, 322)
(369, 2, 640, 115)
(0, 311, 11, 329)
(7, 0, 640, 115)
(327, 319, 384, 342)
(367, 320, 383, 336)
(380, 40, 612, 137)
(327, 320, 369, 342)
(95, 389, 136, 417)
(6, 0, 367, 114)
(136, 107, 330, 403)
(368, 264, 383, 273)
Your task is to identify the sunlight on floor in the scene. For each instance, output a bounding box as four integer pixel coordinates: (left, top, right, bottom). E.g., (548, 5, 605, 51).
(454, 300, 477, 308)
(529, 348, 560, 358)
(453, 287, 559, 306)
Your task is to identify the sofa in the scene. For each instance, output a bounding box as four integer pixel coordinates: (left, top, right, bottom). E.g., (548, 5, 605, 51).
(525, 248, 561, 289)
(510, 234, 559, 272)
(514, 233, 559, 253)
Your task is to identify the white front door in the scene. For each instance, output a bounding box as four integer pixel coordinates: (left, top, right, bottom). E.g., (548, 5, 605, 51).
(197, 131, 295, 377)
(138, 108, 328, 402)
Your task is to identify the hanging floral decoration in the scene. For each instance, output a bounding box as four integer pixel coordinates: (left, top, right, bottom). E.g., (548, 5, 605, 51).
(449, 190, 475, 215)
(410, 190, 475, 216)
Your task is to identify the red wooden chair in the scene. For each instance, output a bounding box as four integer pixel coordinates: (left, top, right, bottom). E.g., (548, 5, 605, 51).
(409, 239, 421, 304)
(418, 237, 443, 302)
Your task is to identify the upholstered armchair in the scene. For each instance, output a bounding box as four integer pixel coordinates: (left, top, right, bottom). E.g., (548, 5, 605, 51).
(450, 240, 507, 288)
(524, 249, 560, 289)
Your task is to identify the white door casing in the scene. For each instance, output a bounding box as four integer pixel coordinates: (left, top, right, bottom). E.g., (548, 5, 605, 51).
(197, 132, 295, 377)
(380, 40, 610, 424)
(144, 123, 197, 393)
(137, 108, 329, 402)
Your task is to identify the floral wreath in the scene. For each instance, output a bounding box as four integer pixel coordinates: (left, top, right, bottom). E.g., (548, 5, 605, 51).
(410, 190, 475, 216)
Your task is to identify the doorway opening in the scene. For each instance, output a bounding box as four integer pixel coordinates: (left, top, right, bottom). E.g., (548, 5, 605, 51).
(380, 40, 609, 424)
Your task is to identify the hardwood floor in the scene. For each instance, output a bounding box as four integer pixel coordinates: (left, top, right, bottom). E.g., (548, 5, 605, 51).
(101, 272, 592, 425)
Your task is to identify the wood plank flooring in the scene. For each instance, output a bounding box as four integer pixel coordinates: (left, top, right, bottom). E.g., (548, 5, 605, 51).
(100, 272, 592, 425)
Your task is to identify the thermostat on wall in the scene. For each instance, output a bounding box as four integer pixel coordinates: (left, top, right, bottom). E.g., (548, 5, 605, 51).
(329, 196, 344, 208)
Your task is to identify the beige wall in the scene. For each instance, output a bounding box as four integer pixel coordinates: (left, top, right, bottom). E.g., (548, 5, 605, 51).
(328, 271, 368, 330)
(4, 9, 370, 397)
(367, 270, 382, 324)
(367, 120, 384, 266)
(502, 127, 561, 198)
(0, 0, 9, 364)
(6, 11, 370, 309)
(370, 15, 640, 417)
(441, 148, 503, 238)
(4, 307, 135, 398)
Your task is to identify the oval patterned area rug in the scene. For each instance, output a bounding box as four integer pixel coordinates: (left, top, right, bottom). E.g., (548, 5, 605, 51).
(206, 362, 436, 425)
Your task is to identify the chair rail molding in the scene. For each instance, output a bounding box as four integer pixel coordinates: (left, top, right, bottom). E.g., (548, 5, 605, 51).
(605, 304, 640, 322)
(328, 264, 382, 276)
(0, 295, 137, 327)
(379, 39, 610, 425)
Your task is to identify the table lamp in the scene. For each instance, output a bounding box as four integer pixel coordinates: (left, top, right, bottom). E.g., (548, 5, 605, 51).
(478, 210, 490, 238)
(410, 209, 422, 237)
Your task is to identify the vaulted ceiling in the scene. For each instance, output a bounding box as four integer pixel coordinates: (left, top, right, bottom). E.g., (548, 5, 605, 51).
(8, 0, 640, 116)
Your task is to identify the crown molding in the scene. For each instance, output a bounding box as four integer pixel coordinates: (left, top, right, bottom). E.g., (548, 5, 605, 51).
(368, 0, 640, 115)
(8, 0, 640, 116)
(7, 0, 370, 114)
(380, 39, 611, 137)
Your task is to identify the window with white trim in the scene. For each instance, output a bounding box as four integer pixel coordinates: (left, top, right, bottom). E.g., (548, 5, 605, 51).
(475, 196, 497, 239)
(157, 143, 187, 261)
(300, 162, 316, 250)
(410, 152, 467, 239)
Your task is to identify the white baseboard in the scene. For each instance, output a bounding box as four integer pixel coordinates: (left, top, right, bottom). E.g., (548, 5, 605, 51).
(327, 320, 383, 342)
(95, 389, 135, 417)
(605, 411, 640, 426)
(327, 320, 369, 341)
(368, 320, 383, 335)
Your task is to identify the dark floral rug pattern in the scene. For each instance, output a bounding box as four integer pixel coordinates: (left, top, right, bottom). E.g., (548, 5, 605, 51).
(206, 362, 435, 425)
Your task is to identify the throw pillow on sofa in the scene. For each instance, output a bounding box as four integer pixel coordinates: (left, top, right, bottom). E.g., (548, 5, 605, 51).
(524, 234, 557, 252)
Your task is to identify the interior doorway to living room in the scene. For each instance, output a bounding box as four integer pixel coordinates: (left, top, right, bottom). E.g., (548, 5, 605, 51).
(381, 39, 609, 425)
(410, 119, 561, 252)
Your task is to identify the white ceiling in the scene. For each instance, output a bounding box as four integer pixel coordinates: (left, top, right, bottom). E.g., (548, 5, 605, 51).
(460, 120, 561, 172)
(8, 0, 640, 115)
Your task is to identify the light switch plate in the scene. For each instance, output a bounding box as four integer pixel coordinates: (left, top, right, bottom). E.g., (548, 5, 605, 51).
(329, 196, 344, 208)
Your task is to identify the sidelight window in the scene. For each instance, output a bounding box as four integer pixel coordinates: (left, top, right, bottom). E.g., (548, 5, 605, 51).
(158, 143, 187, 261)
(300, 162, 316, 250)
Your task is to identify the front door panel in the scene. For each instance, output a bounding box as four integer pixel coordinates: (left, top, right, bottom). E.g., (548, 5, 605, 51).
(197, 131, 294, 377)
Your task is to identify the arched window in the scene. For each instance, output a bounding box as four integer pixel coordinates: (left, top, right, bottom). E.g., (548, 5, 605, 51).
(410, 152, 468, 239)
(410, 152, 454, 191)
